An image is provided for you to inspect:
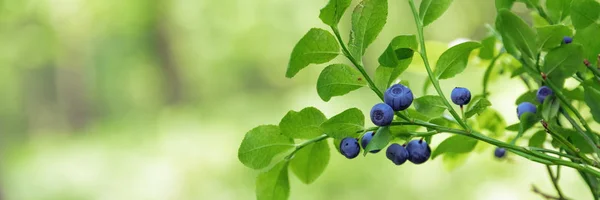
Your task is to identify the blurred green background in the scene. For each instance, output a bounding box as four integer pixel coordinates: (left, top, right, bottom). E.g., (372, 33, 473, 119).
(0, 0, 595, 199)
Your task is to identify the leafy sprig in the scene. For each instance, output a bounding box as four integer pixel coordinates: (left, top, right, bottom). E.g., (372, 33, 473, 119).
(239, 0, 600, 199)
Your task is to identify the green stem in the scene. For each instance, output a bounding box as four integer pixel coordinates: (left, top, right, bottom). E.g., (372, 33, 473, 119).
(536, 6, 555, 25)
(407, 0, 469, 130)
(482, 53, 503, 97)
(386, 121, 600, 177)
(546, 165, 567, 200)
(545, 80, 597, 140)
(561, 109, 600, 159)
(520, 75, 533, 90)
(285, 134, 329, 160)
(395, 130, 439, 138)
(529, 147, 580, 161)
(557, 164, 562, 181)
(545, 122, 597, 166)
(585, 63, 600, 78)
(331, 26, 384, 100)
(330, 26, 411, 122)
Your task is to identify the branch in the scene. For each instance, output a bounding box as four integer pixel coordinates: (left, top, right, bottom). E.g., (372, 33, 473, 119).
(482, 52, 504, 97)
(285, 134, 329, 160)
(330, 26, 412, 122)
(407, 0, 469, 130)
(547, 165, 568, 200)
(584, 59, 600, 78)
(383, 121, 600, 177)
(532, 185, 567, 200)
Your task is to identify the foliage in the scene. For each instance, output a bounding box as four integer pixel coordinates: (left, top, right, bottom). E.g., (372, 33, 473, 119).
(239, 0, 600, 199)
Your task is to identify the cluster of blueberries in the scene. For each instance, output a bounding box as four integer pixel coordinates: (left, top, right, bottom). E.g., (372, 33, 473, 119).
(339, 82, 555, 164)
(494, 36, 568, 158)
(497, 86, 553, 158)
(339, 84, 473, 165)
(339, 36, 567, 164)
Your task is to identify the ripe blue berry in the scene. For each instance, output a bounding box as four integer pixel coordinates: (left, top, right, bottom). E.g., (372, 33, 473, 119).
(340, 137, 360, 159)
(536, 86, 553, 103)
(406, 140, 431, 164)
(384, 84, 414, 111)
(386, 143, 410, 165)
(370, 103, 394, 126)
(563, 36, 573, 44)
(494, 147, 506, 158)
(361, 131, 380, 153)
(517, 102, 537, 119)
(451, 87, 471, 106)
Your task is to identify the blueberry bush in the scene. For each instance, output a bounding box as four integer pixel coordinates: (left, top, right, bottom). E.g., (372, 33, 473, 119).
(238, 0, 600, 199)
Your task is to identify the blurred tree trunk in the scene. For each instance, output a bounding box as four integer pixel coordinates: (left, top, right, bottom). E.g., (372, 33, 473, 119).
(56, 66, 88, 131)
(153, 0, 183, 105)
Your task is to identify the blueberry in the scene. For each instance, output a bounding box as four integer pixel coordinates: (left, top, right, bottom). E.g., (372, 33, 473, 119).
(384, 84, 414, 111)
(451, 87, 471, 106)
(361, 131, 380, 153)
(386, 143, 410, 165)
(563, 36, 573, 44)
(406, 140, 431, 164)
(536, 86, 553, 103)
(517, 102, 537, 119)
(340, 137, 360, 159)
(494, 147, 506, 158)
(370, 103, 394, 126)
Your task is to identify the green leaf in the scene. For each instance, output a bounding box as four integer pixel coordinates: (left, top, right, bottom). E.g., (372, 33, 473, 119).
(519, 0, 540, 7)
(431, 135, 478, 159)
(584, 78, 600, 123)
(319, 0, 352, 26)
(571, 131, 595, 154)
(541, 96, 560, 121)
(348, 0, 388, 61)
(434, 41, 482, 79)
(290, 140, 330, 184)
(542, 44, 584, 81)
(317, 64, 366, 101)
(536, 25, 573, 50)
(279, 107, 327, 139)
(515, 112, 539, 143)
(479, 36, 497, 60)
(531, 11, 550, 27)
(465, 98, 492, 119)
(496, 9, 537, 60)
(238, 125, 295, 169)
(419, 0, 454, 27)
(364, 126, 391, 155)
(515, 90, 538, 105)
(407, 108, 434, 121)
(256, 161, 290, 200)
(286, 28, 340, 78)
(510, 67, 526, 78)
(413, 95, 447, 118)
(551, 125, 595, 154)
(575, 23, 600, 64)
(506, 123, 520, 131)
(564, 87, 585, 101)
(321, 108, 365, 139)
(378, 35, 418, 68)
(495, 0, 516, 10)
(529, 130, 547, 148)
(333, 138, 342, 154)
(546, 0, 572, 23)
(477, 109, 507, 137)
(570, 0, 600, 30)
(374, 66, 398, 93)
(390, 118, 420, 137)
